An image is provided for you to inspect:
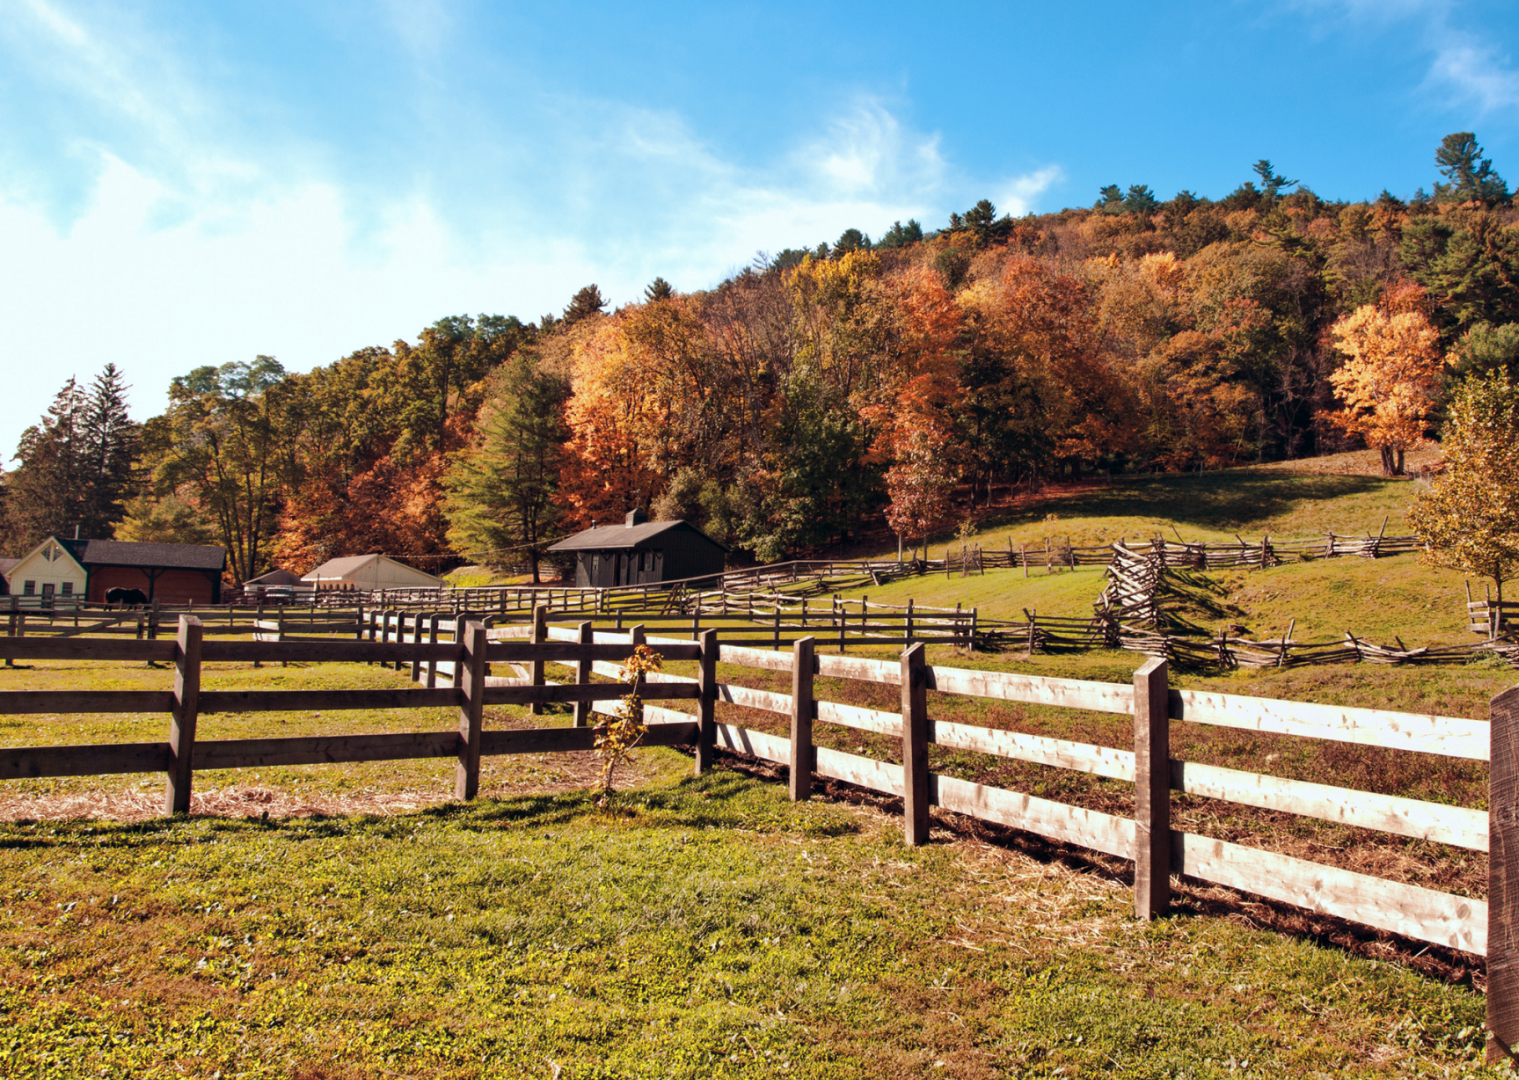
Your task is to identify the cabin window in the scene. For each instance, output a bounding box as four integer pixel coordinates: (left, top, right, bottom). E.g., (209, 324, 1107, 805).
(23, 581, 35, 595)
(61, 582, 73, 596)
(591, 554, 601, 578)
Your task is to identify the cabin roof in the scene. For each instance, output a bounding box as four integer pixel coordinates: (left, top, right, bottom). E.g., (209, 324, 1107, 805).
(547, 519, 729, 553)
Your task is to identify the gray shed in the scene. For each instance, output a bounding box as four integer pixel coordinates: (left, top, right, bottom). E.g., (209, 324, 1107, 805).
(549, 510, 728, 588)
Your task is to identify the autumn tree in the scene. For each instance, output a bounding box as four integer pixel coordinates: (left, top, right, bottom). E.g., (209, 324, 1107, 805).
(881, 419, 957, 559)
(1409, 371, 1519, 619)
(1323, 302, 1444, 475)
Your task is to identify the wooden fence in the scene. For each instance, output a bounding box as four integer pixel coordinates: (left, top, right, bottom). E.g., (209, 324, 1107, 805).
(0, 615, 1511, 1058)
(1093, 541, 1519, 671)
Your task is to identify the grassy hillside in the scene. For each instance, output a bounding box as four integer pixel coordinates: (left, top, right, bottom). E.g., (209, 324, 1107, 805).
(907, 468, 1422, 562)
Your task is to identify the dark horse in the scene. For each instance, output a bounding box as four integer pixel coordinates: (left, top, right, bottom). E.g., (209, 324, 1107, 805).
(106, 587, 149, 607)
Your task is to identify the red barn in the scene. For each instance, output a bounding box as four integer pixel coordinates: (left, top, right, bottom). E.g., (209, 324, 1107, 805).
(63, 539, 227, 604)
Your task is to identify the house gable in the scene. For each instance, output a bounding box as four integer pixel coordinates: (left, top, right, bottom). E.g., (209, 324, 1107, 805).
(3, 537, 88, 600)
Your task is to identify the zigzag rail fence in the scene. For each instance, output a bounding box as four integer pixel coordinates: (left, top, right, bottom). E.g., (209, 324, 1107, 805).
(1, 611, 1516, 1059)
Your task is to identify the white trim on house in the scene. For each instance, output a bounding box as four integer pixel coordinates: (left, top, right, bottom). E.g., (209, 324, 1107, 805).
(2, 538, 88, 603)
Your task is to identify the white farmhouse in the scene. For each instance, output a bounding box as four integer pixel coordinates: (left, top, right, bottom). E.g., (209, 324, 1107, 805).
(0, 537, 88, 605)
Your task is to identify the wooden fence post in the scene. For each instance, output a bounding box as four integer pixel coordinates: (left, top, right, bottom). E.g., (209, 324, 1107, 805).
(529, 604, 548, 716)
(426, 613, 441, 689)
(164, 615, 204, 815)
(1490, 686, 1519, 1062)
(455, 620, 488, 800)
(789, 636, 815, 801)
(901, 642, 929, 845)
(1133, 656, 1170, 919)
(696, 629, 718, 775)
(573, 621, 594, 727)
(905, 598, 914, 645)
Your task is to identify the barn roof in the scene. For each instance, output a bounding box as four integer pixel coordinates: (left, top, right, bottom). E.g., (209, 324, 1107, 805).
(303, 554, 382, 578)
(301, 554, 443, 585)
(245, 568, 304, 586)
(0, 558, 18, 578)
(60, 539, 226, 571)
(548, 519, 728, 553)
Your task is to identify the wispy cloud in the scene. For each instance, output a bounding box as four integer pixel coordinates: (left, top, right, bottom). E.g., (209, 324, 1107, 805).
(1426, 41, 1519, 112)
(1291, 0, 1519, 115)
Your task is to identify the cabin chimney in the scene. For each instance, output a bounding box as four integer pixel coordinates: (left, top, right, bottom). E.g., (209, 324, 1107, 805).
(625, 508, 647, 527)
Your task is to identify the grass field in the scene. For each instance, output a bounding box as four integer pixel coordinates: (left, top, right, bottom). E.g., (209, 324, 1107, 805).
(0, 755, 1502, 1079)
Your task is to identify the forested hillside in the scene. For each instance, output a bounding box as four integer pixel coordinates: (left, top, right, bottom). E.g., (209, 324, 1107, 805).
(4, 134, 1518, 583)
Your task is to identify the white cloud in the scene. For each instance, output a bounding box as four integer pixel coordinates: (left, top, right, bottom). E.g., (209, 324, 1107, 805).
(997, 166, 1065, 217)
(1427, 42, 1519, 112)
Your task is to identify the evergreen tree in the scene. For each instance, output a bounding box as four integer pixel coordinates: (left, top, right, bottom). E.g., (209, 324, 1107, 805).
(833, 228, 870, 254)
(644, 277, 675, 302)
(562, 285, 608, 326)
(5, 377, 88, 549)
(1434, 132, 1509, 203)
(1252, 159, 1297, 203)
(442, 353, 571, 582)
(1124, 184, 1160, 214)
(79, 363, 139, 537)
(1095, 184, 1125, 213)
(877, 219, 924, 248)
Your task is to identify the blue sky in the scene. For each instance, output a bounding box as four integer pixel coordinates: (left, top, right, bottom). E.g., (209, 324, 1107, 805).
(1, 0, 1516, 463)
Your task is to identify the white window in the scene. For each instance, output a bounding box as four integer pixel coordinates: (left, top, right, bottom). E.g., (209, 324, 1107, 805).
(23, 581, 35, 595)
(61, 582, 73, 596)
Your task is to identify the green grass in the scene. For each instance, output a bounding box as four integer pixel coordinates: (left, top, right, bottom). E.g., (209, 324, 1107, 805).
(879, 469, 1422, 563)
(0, 764, 1502, 1078)
(838, 551, 1480, 645)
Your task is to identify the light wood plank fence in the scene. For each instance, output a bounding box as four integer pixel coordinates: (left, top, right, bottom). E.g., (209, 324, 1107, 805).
(0, 614, 1513, 1061)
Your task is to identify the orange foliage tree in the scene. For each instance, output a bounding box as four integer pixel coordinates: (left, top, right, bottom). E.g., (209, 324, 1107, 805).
(1323, 299, 1444, 475)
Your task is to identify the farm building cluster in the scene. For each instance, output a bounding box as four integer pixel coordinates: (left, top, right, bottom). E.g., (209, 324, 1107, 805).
(1, 512, 721, 605)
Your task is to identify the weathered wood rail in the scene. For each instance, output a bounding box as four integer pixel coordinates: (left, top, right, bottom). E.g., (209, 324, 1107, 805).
(0, 614, 1513, 1058)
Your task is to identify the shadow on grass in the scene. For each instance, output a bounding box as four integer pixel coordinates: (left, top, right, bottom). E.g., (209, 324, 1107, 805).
(979, 472, 1396, 534)
(0, 769, 860, 853)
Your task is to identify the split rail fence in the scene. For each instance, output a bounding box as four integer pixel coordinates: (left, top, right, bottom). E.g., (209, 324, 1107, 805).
(0, 614, 1514, 1059)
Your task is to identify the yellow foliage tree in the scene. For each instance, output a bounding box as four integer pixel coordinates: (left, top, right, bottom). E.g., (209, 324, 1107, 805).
(1323, 303, 1443, 476)
(1408, 371, 1519, 629)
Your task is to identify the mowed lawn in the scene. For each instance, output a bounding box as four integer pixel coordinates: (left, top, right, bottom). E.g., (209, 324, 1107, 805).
(0, 755, 1501, 1080)
(0, 647, 1505, 1078)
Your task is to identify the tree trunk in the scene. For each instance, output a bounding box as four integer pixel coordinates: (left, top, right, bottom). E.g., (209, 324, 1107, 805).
(1380, 445, 1396, 476)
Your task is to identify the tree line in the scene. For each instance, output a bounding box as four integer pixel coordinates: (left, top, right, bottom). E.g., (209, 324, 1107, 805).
(3, 132, 1517, 584)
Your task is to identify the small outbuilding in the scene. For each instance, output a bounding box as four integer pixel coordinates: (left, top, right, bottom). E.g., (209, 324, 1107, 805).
(548, 510, 728, 588)
(301, 554, 444, 593)
(243, 568, 307, 599)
